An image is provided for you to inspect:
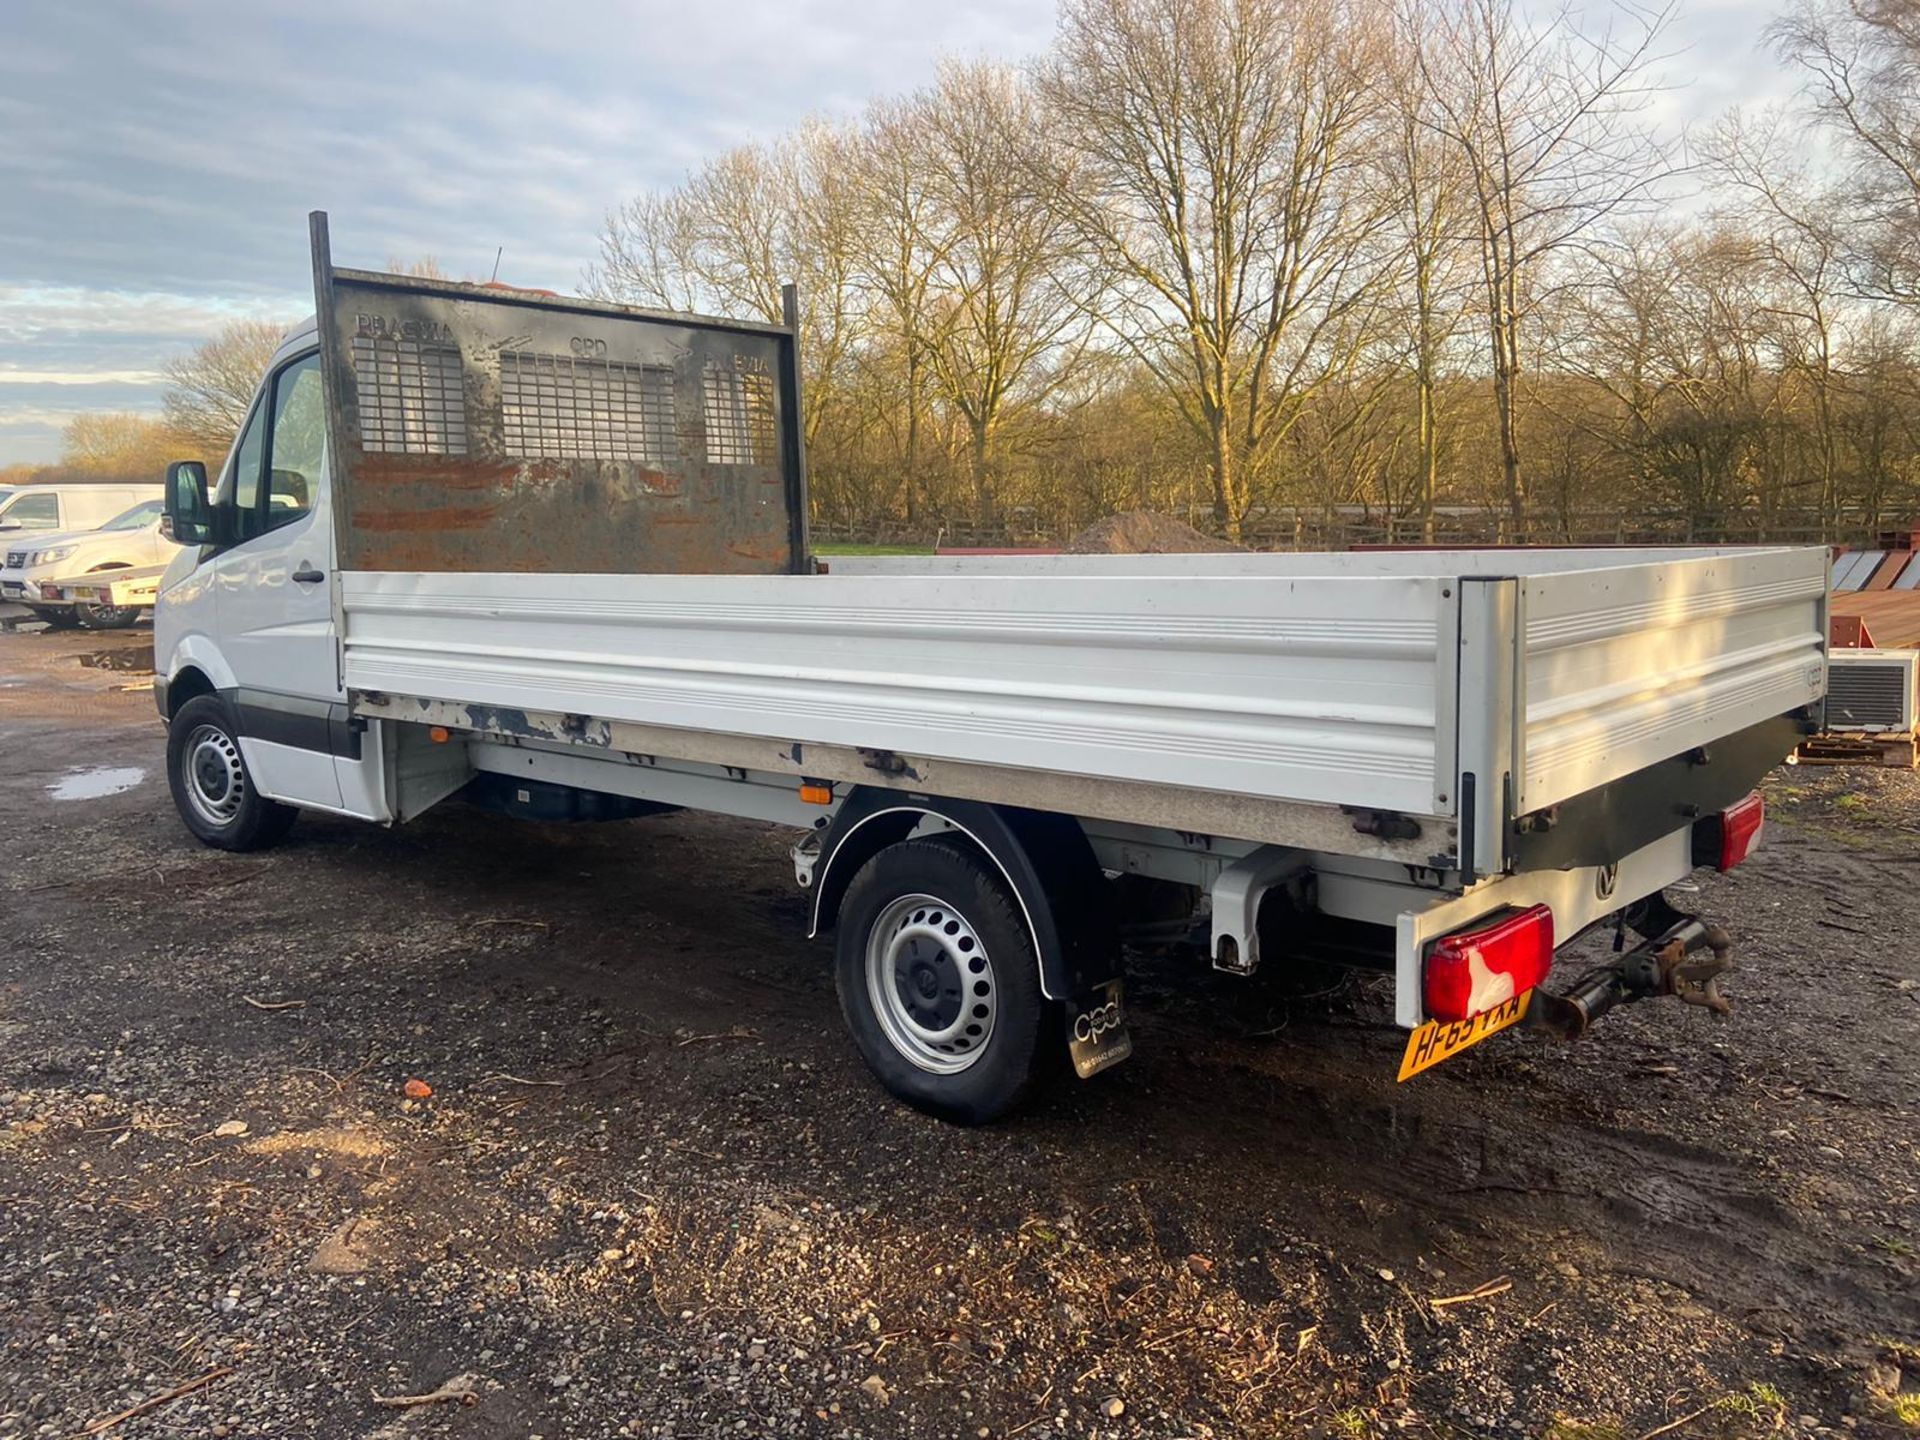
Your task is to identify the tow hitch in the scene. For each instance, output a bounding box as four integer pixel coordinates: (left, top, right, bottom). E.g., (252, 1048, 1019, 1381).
(1530, 908, 1734, 1040)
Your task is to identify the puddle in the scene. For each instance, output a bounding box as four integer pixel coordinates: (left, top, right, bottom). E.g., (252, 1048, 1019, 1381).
(75, 645, 154, 674)
(47, 766, 146, 801)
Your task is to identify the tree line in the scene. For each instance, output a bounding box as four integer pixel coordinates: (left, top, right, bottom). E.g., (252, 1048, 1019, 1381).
(587, 0, 1920, 546)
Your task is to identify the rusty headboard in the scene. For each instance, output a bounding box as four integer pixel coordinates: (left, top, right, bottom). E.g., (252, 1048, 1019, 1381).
(310, 212, 809, 576)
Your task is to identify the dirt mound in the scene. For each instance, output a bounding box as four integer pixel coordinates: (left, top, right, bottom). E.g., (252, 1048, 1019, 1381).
(1065, 511, 1243, 554)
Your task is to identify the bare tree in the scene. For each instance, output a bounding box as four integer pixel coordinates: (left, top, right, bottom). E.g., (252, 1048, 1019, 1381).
(1836, 309, 1920, 528)
(848, 96, 950, 521)
(588, 190, 704, 313)
(572, 2, 1920, 549)
(1709, 108, 1850, 525)
(1771, 0, 1920, 309)
(784, 122, 867, 450)
(590, 129, 863, 447)
(1556, 223, 1777, 533)
(1037, 0, 1393, 539)
(1383, 0, 1477, 538)
(1416, 0, 1675, 534)
(910, 62, 1089, 522)
(61, 413, 196, 478)
(160, 319, 288, 460)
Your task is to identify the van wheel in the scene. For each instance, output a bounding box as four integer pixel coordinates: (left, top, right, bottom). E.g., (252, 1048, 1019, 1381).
(166, 695, 298, 851)
(835, 839, 1050, 1124)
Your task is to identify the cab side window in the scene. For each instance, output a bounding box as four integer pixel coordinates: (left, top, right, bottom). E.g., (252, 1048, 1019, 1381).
(5, 493, 61, 530)
(229, 352, 322, 544)
(265, 354, 324, 533)
(229, 401, 268, 540)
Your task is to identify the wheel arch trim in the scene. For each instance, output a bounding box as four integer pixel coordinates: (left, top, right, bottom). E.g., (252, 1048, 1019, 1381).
(164, 635, 238, 708)
(807, 790, 1119, 1003)
(162, 663, 220, 719)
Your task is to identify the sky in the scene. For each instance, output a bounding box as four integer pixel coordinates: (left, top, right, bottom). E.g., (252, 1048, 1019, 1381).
(0, 0, 1803, 467)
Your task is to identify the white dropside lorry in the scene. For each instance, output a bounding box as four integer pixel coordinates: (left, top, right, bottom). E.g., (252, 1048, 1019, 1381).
(152, 215, 1829, 1121)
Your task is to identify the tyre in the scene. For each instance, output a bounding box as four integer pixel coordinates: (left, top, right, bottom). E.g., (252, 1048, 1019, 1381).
(27, 606, 79, 629)
(834, 838, 1051, 1124)
(74, 566, 138, 629)
(75, 601, 140, 629)
(166, 695, 298, 851)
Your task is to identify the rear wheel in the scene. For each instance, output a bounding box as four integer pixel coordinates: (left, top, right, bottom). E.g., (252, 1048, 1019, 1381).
(166, 695, 298, 851)
(74, 565, 138, 629)
(27, 606, 78, 629)
(835, 839, 1050, 1124)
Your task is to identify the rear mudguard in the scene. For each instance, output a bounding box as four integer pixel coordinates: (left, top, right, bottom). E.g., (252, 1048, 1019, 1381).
(807, 788, 1120, 1004)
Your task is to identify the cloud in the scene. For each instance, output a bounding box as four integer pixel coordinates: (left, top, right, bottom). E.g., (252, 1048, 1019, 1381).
(0, 369, 167, 386)
(0, 0, 1818, 466)
(0, 0, 1055, 463)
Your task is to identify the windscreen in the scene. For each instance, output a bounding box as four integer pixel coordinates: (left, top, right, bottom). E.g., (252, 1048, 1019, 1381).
(313, 227, 806, 577)
(100, 500, 164, 531)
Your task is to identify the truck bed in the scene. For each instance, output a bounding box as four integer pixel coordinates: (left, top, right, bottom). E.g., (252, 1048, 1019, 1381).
(340, 546, 1827, 859)
(308, 250, 1827, 863)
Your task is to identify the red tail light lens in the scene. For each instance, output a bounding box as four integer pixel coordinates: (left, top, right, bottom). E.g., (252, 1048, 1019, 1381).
(1423, 905, 1555, 1023)
(1718, 792, 1764, 871)
(1693, 791, 1765, 872)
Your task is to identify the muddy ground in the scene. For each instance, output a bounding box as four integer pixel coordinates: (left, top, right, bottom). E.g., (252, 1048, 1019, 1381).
(0, 619, 1915, 1440)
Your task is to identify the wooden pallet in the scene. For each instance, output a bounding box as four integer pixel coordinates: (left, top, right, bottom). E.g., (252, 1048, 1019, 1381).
(1793, 732, 1920, 767)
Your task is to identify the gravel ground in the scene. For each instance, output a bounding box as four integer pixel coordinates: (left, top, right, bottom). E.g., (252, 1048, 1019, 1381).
(0, 619, 1916, 1440)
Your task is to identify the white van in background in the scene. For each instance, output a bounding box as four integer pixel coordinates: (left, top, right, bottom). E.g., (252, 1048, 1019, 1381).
(0, 482, 162, 537)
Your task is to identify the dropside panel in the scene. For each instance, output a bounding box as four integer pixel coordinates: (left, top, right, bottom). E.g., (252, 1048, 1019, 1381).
(1517, 547, 1827, 814)
(339, 568, 1452, 816)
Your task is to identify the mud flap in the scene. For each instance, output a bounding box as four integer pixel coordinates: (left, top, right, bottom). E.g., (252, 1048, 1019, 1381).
(1065, 979, 1133, 1079)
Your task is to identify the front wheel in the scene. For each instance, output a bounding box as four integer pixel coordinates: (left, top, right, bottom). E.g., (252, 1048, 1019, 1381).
(166, 695, 298, 851)
(834, 839, 1051, 1124)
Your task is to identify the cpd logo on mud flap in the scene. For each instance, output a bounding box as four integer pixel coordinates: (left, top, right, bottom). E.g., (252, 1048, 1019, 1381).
(1074, 998, 1125, 1044)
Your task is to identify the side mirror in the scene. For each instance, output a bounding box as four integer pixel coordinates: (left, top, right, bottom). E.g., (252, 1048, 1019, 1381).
(164, 460, 216, 546)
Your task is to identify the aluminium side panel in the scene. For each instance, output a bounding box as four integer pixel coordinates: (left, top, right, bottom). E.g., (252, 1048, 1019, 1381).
(1516, 547, 1828, 814)
(339, 569, 1454, 818)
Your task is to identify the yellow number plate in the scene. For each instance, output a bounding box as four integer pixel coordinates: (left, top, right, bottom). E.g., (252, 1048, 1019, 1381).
(1397, 990, 1532, 1081)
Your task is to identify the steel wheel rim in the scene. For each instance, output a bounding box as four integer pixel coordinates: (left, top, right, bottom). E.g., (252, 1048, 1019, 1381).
(184, 723, 245, 828)
(865, 892, 997, 1074)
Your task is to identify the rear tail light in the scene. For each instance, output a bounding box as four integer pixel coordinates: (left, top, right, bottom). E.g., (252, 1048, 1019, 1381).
(1692, 791, 1765, 872)
(1423, 904, 1555, 1023)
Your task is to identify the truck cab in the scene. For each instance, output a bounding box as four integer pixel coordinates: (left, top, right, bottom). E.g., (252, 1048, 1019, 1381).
(157, 320, 356, 817)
